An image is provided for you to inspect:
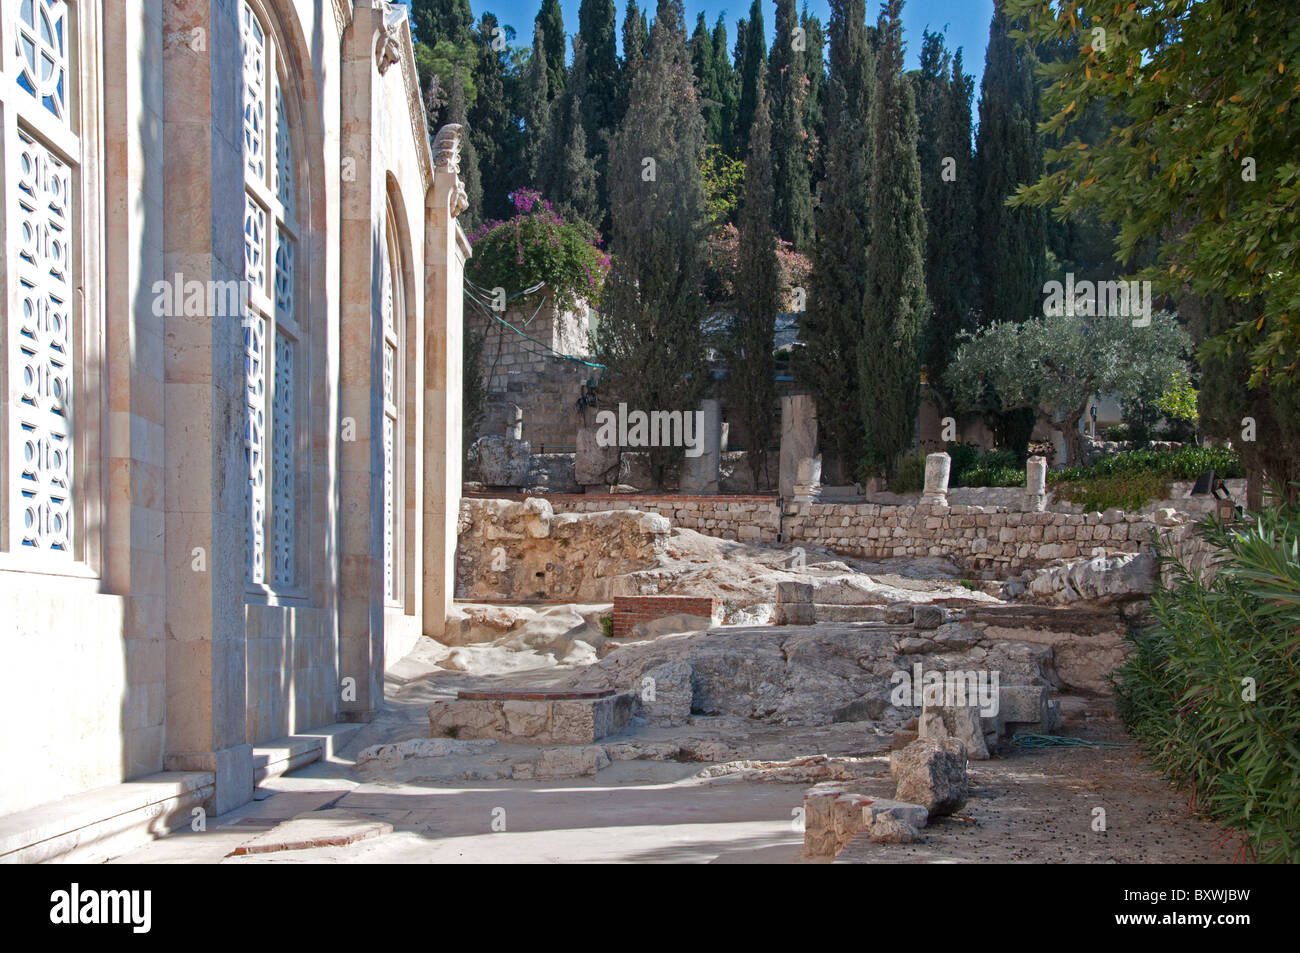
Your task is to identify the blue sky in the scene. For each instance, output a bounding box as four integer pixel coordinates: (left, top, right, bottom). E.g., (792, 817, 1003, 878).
(449, 1, 997, 89)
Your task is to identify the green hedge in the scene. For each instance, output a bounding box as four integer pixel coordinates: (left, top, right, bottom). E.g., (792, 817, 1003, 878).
(1112, 504, 1300, 863)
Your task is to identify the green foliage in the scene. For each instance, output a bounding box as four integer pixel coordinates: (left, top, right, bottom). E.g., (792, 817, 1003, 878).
(858, 0, 928, 480)
(945, 309, 1191, 464)
(700, 145, 746, 228)
(597, 1, 709, 487)
(974, 3, 1046, 326)
(801, 8, 827, 189)
(1156, 370, 1199, 426)
(466, 191, 609, 312)
(470, 15, 521, 223)
(535, 0, 567, 101)
(916, 33, 977, 391)
(734, 0, 767, 159)
(1004, 0, 1300, 389)
(1183, 294, 1300, 498)
(797, 0, 875, 479)
(599, 615, 614, 639)
(769, 0, 813, 251)
(410, 0, 473, 47)
(1049, 445, 1245, 484)
(462, 324, 487, 455)
(889, 451, 927, 493)
(727, 72, 781, 489)
(946, 444, 1022, 487)
(1112, 501, 1300, 862)
(1050, 470, 1171, 511)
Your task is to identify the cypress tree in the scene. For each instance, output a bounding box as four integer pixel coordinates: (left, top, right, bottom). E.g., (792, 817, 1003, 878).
(597, 0, 708, 487)
(801, 7, 827, 192)
(711, 17, 738, 156)
(535, 0, 567, 102)
(916, 33, 975, 389)
(729, 71, 781, 488)
(973, 1, 1047, 456)
(578, 0, 620, 228)
(734, 0, 766, 160)
(798, 0, 874, 479)
(523, 24, 551, 187)
(445, 68, 482, 228)
(470, 13, 517, 222)
(859, 0, 928, 478)
(619, 0, 649, 116)
(579, 0, 620, 141)
(411, 0, 473, 46)
(691, 14, 725, 147)
(974, 3, 1046, 325)
(547, 37, 600, 225)
(769, 0, 813, 251)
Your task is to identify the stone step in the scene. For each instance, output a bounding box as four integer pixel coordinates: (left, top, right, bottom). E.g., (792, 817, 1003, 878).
(428, 690, 636, 745)
(0, 771, 213, 865)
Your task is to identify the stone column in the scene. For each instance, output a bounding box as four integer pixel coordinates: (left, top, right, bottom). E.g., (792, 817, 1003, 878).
(779, 395, 818, 498)
(336, 5, 389, 720)
(920, 452, 951, 506)
(160, 0, 252, 813)
(679, 399, 721, 494)
(792, 455, 822, 505)
(1025, 455, 1047, 512)
(422, 125, 469, 642)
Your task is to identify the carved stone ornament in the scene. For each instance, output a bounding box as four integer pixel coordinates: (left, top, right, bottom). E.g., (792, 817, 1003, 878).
(433, 124, 469, 217)
(375, 1, 405, 75)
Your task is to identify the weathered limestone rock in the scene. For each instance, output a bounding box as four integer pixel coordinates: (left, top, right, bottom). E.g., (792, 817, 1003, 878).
(869, 813, 920, 844)
(1028, 550, 1156, 604)
(891, 737, 969, 816)
(920, 452, 951, 506)
(912, 605, 945, 630)
(919, 699, 990, 760)
(638, 660, 694, 727)
(774, 581, 815, 625)
(779, 395, 818, 498)
(456, 498, 670, 601)
(470, 435, 531, 486)
(575, 427, 620, 485)
(679, 399, 722, 494)
(803, 784, 929, 856)
(427, 692, 635, 745)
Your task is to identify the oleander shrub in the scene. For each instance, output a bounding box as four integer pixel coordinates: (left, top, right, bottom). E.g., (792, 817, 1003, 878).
(1112, 501, 1300, 863)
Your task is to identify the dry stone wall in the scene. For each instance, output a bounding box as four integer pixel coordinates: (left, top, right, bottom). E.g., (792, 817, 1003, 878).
(517, 493, 1198, 573)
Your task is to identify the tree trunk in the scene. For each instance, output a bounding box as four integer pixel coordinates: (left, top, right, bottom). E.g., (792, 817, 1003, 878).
(1064, 409, 1087, 467)
(1247, 467, 1263, 511)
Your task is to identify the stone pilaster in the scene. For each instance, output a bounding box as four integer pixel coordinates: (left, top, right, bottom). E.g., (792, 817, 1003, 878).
(160, 0, 252, 814)
(422, 125, 468, 640)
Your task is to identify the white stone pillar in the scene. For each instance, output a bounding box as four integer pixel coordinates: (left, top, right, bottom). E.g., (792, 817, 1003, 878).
(422, 125, 469, 642)
(1026, 455, 1047, 512)
(680, 399, 721, 494)
(160, 0, 252, 813)
(920, 452, 951, 506)
(779, 395, 818, 498)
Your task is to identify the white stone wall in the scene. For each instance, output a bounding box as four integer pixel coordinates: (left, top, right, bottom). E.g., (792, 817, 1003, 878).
(0, 0, 459, 821)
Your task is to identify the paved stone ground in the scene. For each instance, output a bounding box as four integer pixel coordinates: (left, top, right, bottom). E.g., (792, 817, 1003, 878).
(111, 691, 1242, 865)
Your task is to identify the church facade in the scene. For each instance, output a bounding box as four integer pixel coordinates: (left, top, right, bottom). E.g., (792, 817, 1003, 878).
(0, 0, 466, 856)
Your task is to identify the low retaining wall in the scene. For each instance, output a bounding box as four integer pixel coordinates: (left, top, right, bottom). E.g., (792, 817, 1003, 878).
(519, 493, 1192, 573)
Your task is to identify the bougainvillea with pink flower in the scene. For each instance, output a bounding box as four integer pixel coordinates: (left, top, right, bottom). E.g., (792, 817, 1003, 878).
(466, 190, 610, 312)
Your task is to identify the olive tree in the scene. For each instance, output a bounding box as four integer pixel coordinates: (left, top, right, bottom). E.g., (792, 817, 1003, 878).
(945, 309, 1190, 463)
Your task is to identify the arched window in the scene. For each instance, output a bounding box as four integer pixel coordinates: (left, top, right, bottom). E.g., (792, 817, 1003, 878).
(241, 1, 299, 589)
(382, 207, 404, 605)
(3, 1, 78, 559)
